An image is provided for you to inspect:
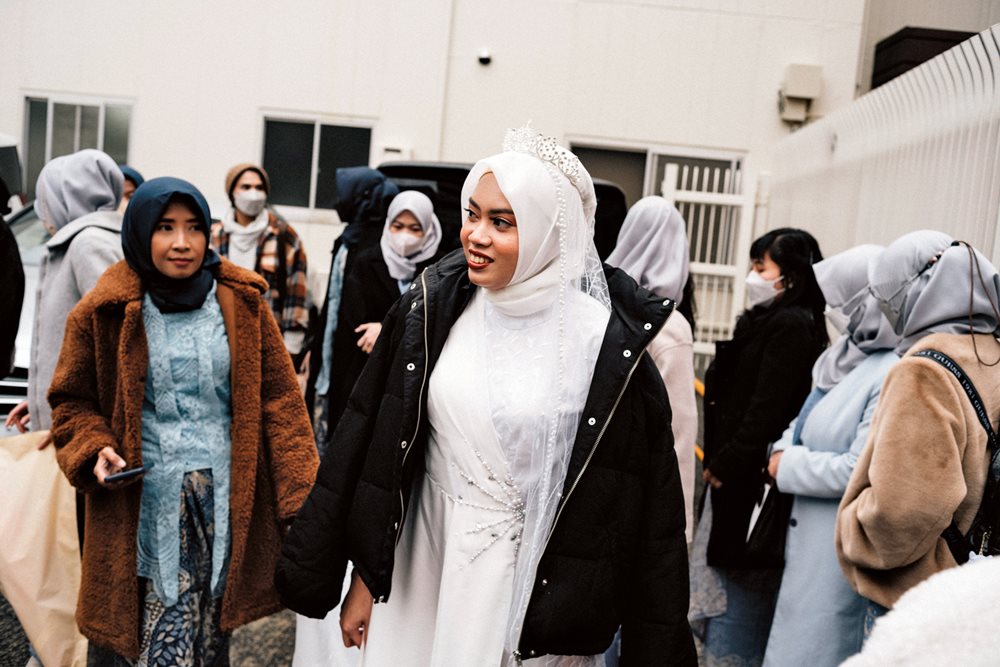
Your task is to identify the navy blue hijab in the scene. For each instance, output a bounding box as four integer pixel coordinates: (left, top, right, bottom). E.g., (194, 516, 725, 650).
(119, 164, 145, 188)
(334, 167, 399, 247)
(122, 177, 220, 313)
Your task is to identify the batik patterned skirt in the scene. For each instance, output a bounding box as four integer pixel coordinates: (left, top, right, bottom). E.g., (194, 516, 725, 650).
(88, 470, 230, 667)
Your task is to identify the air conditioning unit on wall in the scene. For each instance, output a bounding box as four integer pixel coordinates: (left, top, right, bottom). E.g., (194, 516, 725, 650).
(778, 64, 822, 124)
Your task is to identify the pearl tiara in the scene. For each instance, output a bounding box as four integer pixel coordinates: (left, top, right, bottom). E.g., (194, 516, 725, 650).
(502, 124, 583, 187)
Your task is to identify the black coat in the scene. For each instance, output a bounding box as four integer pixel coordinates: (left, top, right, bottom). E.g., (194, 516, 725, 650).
(702, 305, 824, 568)
(325, 244, 443, 429)
(0, 220, 24, 374)
(276, 250, 696, 664)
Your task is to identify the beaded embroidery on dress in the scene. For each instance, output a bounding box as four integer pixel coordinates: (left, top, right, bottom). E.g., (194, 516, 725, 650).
(440, 446, 525, 563)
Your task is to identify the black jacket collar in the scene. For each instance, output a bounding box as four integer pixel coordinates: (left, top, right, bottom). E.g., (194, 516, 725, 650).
(418, 250, 676, 497)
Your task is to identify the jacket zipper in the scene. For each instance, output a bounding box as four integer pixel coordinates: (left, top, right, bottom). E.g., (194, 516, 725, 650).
(396, 271, 431, 545)
(515, 350, 645, 654)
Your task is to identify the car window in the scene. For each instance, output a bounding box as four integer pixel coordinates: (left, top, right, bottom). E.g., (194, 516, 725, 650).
(9, 212, 49, 266)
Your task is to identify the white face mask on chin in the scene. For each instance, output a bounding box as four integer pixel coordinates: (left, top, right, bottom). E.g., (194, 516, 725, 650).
(745, 270, 785, 309)
(234, 190, 267, 218)
(388, 230, 424, 257)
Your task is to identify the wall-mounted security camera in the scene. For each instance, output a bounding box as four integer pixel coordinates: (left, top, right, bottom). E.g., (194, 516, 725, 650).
(478, 48, 492, 66)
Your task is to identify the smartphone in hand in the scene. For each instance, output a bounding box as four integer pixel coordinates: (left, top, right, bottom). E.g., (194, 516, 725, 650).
(104, 466, 147, 484)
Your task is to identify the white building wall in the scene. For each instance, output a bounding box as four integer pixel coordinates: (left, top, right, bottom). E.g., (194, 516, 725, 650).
(2, 0, 867, 279)
(438, 0, 865, 172)
(856, 0, 1000, 94)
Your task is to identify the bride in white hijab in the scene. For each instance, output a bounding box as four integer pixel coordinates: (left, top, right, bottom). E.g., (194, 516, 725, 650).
(278, 126, 696, 666)
(358, 130, 610, 667)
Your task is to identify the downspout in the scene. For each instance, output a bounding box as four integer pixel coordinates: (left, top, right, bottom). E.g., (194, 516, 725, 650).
(437, 0, 458, 160)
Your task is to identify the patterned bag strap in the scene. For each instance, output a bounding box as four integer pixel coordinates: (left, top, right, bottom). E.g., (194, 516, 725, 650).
(915, 348, 1000, 564)
(914, 349, 998, 449)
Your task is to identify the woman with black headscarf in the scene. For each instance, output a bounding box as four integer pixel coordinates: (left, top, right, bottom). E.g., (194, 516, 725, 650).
(310, 167, 399, 445)
(47, 177, 318, 664)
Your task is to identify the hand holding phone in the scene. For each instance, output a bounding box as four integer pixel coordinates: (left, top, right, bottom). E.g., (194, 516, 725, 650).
(95, 447, 145, 488)
(104, 466, 147, 484)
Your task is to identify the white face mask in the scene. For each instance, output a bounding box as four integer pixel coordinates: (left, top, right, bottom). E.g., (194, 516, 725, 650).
(234, 190, 267, 218)
(745, 270, 785, 309)
(388, 230, 425, 258)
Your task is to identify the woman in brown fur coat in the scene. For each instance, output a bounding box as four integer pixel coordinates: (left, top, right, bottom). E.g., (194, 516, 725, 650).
(48, 177, 319, 665)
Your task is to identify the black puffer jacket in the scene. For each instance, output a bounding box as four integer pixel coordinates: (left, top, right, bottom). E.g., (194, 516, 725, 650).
(702, 305, 825, 567)
(326, 244, 443, 429)
(277, 250, 696, 664)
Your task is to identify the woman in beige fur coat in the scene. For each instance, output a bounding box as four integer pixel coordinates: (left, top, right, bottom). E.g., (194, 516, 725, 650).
(836, 230, 1000, 637)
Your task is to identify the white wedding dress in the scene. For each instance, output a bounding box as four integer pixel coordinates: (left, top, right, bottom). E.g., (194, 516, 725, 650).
(292, 571, 360, 666)
(360, 292, 602, 667)
(360, 292, 521, 666)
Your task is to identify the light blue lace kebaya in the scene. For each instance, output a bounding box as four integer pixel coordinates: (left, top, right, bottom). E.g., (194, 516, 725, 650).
(137, 283, 232, 606)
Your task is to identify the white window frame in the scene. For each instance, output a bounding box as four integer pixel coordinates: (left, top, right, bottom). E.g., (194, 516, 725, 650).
(565, 136, 751, 376)
(566, 135, 744, 198)
(22, 91, 135, 186)
(258, 110, 376, 212)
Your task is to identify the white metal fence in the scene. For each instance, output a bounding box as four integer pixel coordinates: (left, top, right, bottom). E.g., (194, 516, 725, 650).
(660, 161, 754, 378)
(765, 25, 1000, 268)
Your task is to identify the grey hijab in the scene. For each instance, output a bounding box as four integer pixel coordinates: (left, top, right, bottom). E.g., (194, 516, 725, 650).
(606, 196, 689, 302)
(35, 149, 123, 232)
(812, 244, 899, 391)
(869, 230, 1000, 354)
(379, 190, 442, 282)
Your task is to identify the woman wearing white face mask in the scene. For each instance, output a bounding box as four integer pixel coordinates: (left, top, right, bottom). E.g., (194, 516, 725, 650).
(836, 230, 1000, 638)
(362, 189, 444, 353)
(210, 163, 310, 361)
(322, 191, 445, 429)
(691, 228, 828, 666)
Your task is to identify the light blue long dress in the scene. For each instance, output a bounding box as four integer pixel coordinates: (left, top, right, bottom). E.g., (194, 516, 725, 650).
(762, 351, 897, 667)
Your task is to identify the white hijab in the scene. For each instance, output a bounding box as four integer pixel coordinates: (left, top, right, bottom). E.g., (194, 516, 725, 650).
(811, 245, 899, 391)
(461, 132, 609, 665)
(606, 196, 690, 302)
(379, 190, 442, 282)
(869, 230, 1000, 354)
